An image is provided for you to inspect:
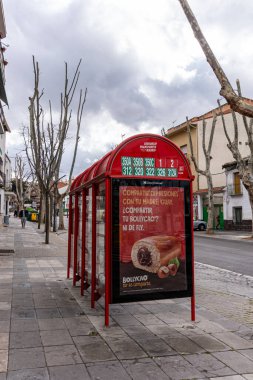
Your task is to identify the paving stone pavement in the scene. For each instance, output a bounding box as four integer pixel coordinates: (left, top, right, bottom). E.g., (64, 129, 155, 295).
(0, 217, 253, 379)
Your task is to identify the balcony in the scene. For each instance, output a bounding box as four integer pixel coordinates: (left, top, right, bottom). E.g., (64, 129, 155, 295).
(0, 170, 11, 190)
(0, 168, 3, 187)
(0, 41, 8, 106)
(227, 183, 242, 196)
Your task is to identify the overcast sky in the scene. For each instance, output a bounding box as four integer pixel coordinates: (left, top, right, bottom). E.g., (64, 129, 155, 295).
(3, 0, 253, 176)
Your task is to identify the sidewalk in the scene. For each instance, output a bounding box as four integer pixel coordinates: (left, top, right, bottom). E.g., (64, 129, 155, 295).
(0, 218, 253, 379)
(195, 229, 253, 242)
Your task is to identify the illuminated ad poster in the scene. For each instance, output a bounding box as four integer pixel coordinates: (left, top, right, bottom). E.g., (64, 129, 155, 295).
(119, 186, 187, 296)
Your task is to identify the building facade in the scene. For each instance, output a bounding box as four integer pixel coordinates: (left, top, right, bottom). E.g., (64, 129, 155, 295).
(166, 102, 252, 230)
(0, 108, 11, 217)
(0, 0, 11, 223)
(223, 160, 252, 231)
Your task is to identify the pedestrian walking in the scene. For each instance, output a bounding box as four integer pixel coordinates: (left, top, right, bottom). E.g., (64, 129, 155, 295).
(19, 209, 26, 228)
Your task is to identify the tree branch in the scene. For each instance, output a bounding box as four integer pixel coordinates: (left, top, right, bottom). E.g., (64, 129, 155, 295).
(178, 0, 253, 118)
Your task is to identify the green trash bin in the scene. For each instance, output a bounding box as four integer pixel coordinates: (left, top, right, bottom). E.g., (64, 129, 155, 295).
(25, 208, 38, 222)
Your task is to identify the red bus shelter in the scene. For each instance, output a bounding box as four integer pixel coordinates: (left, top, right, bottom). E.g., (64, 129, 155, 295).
(67, 133, 195, 326)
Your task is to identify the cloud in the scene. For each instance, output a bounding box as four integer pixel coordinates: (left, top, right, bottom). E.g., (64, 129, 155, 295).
(3, 0, 253, 177)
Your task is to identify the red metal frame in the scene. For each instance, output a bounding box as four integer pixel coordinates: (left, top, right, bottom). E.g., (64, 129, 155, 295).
(69, 133, 195, 325)
(73, 193, 79, 286)
(91, 184, 97, 308)
(106, 134, 192, 179)
(67, 195, 72, 279)
(104, 177, 111, 326)
(190, 179, 195, 321)
(81, 188, 87, 296)
(68, 173, 83, 280)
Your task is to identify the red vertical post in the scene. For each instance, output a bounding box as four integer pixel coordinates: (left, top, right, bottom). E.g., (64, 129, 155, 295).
(91, 184, 97, 308)
(73, 193, 79, 287)
(190, 179, 195, 321)
(81, 188, 87, 296)
(105, 177, 111, 326)
(67, 195, 72, 279)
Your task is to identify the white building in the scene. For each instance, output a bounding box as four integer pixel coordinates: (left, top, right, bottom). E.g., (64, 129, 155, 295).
(167, 101, 252, 230)
(223, 159, 252, 231)
(195, 106, 251, 230)
(0, 111, 11, 218)
(0, 0, 11, 223)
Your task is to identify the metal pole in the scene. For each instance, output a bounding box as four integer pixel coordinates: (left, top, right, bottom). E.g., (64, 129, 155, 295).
(190, 179, 196, 321)
(91, 184, 97, 308)
(81, 188, 87, 296)
(67, 195, 72, 278)
(73, 193, 79, 286)
(105, 177, 111, 326)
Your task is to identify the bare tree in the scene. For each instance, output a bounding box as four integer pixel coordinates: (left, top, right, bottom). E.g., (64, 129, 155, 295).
(24, 56, 86, 244)
(178, 0, 253, 236)
(187, 114, 217, 233)
(218, 82, 253, 237)
(14, 155, 32, 212)
(55, 87, 87, 230)
(178, 0, 253, 118)
(14, 155, 25, 211)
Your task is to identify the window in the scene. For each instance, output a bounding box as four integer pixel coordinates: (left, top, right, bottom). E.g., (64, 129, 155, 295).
(180, 144, 187, 157)
(233, 172, 241, 195)
(233, 207, 242, 224)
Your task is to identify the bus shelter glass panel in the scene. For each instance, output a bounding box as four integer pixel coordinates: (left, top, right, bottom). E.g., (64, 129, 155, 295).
(96, 182, 105, 294)
(85, 188, 92, 282)
(111, 178, 192, 303)
(77, 194, 82, 275)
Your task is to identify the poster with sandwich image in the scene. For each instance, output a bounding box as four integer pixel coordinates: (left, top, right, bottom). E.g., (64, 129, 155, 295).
(119, 185, 187, 296)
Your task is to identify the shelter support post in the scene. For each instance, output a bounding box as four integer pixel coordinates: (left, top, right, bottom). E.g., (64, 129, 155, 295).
(73, 193, 79, 286)
(67, 195, 73, 279)
(91, 184, 97, 308)
(190, 179, 195, 321)
(81, 188, 87, 296)
(105, 177, 111, 326)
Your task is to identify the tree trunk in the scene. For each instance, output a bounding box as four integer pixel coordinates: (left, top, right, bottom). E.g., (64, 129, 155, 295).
(49, 193, 53, 228)
(206, 173, 214, 234)
(38, 192, 43, 229)
(58, 198, 65, 230)
(40, 193, 46, 228)
(45, 191, 50, 244)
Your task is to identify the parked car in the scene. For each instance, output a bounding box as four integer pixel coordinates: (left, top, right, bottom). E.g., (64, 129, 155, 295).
(193, 220, 207, 231)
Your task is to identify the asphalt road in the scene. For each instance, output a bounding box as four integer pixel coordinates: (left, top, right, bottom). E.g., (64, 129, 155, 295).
(194, 235, 253, 277)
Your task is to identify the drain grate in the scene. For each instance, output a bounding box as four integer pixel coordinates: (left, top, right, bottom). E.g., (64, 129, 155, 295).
(0, 250, 14, 256)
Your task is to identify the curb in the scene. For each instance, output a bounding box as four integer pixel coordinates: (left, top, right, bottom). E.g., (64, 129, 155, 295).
(194, 232, 253, 242)
(196, 261, 253, 282)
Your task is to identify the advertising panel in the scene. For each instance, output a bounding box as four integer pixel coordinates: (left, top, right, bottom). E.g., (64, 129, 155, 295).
(112, 179, 192, 303)
(120, 185, 186, 294)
